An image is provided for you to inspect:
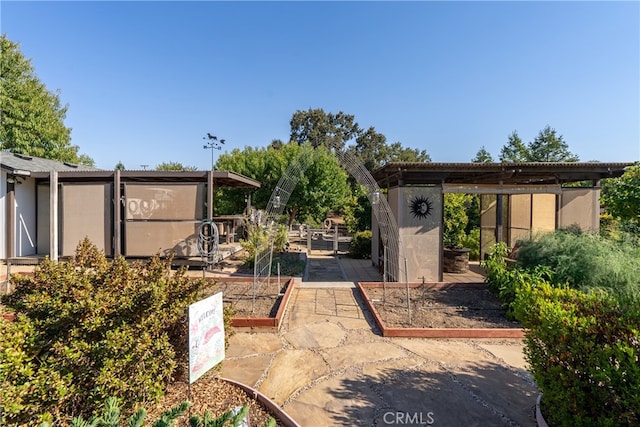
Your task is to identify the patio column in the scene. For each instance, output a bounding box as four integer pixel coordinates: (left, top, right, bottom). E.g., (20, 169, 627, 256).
(6, 179, 15, 258)
(113, 170, 121, 257)
(49, 170, 58, 261)
(207, 170, 214, 219)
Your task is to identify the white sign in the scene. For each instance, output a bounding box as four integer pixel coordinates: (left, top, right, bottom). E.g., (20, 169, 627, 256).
(189, 292, 225, 384)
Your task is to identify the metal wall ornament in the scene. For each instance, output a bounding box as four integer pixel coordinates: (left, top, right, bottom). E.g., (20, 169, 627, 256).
(409, 195, 433, 220)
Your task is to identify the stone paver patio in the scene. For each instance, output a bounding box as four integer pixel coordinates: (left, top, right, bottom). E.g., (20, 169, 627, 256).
(221, 255, 538, 427)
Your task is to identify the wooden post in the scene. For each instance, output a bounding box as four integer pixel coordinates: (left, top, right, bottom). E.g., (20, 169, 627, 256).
(49, 171, 58, 261)
(207, 170, 214, 219)
(113, 170, 121, 257)
(6, 179, 15, 259)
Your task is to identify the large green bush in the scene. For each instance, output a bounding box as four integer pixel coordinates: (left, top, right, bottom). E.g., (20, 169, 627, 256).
(0, 239, 208, 424)
(515, 229, 640, 301)
(513, 283, 640, 426)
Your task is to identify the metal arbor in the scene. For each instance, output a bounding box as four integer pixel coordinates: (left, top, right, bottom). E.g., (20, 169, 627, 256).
(252, 142, 401, 291)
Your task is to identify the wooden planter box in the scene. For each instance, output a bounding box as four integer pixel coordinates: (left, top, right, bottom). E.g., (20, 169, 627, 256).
(206, 277, 296, 332)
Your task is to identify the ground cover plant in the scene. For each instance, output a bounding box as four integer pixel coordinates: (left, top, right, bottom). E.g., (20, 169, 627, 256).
(348, 230, 372, 259)
(0, 239, 210, 424)
(49, 397, 276, 427)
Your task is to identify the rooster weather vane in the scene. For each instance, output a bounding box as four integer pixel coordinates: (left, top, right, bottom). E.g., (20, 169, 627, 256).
(409, 195, 433, 220)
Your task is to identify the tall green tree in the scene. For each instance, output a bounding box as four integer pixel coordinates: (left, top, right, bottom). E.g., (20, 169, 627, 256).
(527, 126, 578, 162)
(290, 108, 361, 149)
(114, 161, 125, 170)
(601, 163, 640, 230)
(499, 126, 579, 163)
(386, 141, 430, 164)
(472, 146, 494, 163)
(499, 131, 529, 162)
(0, 35, 93, 165)
(349, 126, 388, 171)
(350, 127, 430, 171)
(215, 141, 351, 226)
(155, 161, 197, 171)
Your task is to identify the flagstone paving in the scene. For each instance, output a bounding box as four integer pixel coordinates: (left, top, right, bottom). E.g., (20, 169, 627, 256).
(220, 255, 538, 427)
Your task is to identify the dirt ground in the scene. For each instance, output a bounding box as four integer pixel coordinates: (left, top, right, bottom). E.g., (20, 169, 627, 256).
(143, 370, 281, 426)
(209, 279, 288, 319)
(366, 285, 521, 329)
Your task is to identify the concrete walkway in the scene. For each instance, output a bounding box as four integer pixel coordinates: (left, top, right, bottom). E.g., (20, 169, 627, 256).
(221, 254, 538, 426)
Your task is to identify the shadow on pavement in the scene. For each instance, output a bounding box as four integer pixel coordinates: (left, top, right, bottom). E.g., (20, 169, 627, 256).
(328, 361, 537, 426)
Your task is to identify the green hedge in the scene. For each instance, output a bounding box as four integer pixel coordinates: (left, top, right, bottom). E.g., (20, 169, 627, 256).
(513, 283, 640, 426)
(348, 230, 372, 259)
(0, 239, 209, 424)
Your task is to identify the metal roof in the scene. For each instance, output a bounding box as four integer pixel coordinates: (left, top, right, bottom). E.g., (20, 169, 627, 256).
(372, 162, 634, 187)
(0, 151, 101, 174)
(1, 152, 260, 188)
(28, 169, 261, 188)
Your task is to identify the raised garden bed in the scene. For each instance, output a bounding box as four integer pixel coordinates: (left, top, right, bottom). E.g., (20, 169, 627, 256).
(205, 277, 296, 331)
(357, 281, 524, 338)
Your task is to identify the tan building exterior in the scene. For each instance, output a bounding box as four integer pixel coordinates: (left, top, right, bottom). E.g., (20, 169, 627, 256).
(1, 153, 259, 261)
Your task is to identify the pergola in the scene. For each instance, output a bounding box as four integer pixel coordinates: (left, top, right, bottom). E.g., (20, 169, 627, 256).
(372, 162, 631, 187)
(370, 162, 632, 281)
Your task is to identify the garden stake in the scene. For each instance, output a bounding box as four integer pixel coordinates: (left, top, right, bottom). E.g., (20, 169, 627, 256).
(405, 257, 411, 325)
(383, 246, 387, 306)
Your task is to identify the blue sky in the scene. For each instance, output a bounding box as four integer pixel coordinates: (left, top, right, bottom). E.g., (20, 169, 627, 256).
(2, 1, 639, 170)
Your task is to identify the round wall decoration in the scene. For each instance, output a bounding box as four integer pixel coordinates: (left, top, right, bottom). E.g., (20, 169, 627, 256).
(409, 195, 433, 219)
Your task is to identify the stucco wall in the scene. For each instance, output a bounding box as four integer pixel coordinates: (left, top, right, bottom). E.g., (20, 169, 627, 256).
(36, 184, 50, 255)
(390, 186, 442, 282)
(531, 193, 556, 234)
(559, 188, 599, 231)
(60, 183, 113, 256)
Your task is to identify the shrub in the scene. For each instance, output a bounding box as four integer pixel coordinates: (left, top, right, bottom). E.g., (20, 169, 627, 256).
(481, 242, 551, 318)
(348, 230, 372, 259)
(0, 238, 208, 424)
(513, 283, 640, 426)
(515, 229, 640, 301)
(460, 228, 480, 260)
(240, 223, 288, 266)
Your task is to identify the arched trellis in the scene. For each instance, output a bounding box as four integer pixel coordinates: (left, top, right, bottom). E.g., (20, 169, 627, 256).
(252, 142, 402, 290)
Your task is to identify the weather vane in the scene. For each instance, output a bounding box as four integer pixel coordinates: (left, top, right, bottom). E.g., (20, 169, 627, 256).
(203, 133, 226, 170)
